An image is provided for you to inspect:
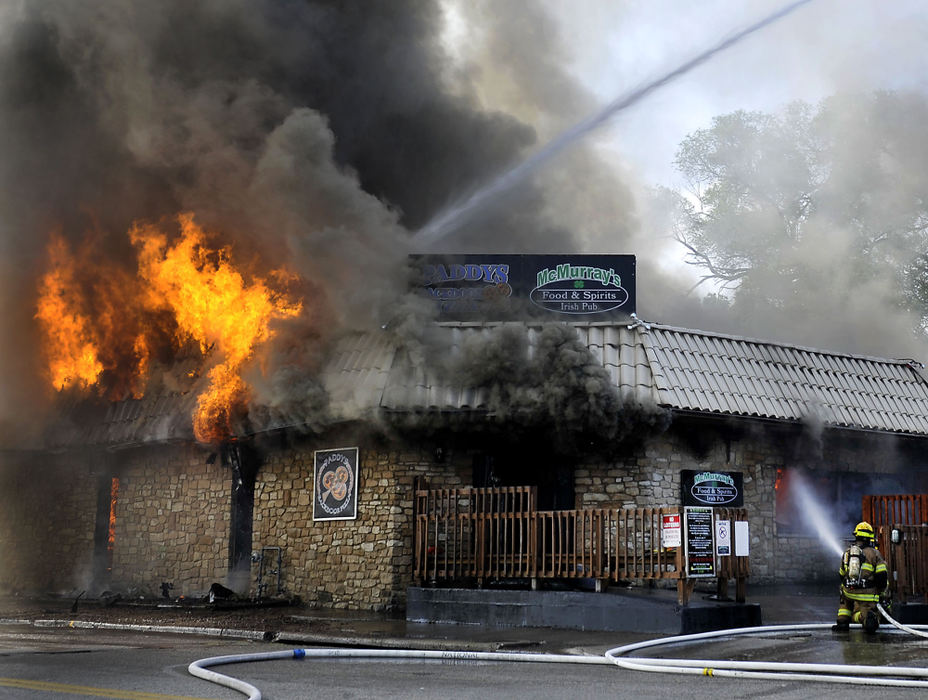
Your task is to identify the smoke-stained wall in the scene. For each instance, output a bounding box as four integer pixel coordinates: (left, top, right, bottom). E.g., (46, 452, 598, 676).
(7, 0, 928, 599)
(0, 454, 96, 593)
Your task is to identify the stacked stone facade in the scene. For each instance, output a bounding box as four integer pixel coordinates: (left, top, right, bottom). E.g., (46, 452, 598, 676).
(252, 445, 469, 610)
(2, 418, 923, 607)
(109, 446, 231, 597)
(573, 422, 920, 585)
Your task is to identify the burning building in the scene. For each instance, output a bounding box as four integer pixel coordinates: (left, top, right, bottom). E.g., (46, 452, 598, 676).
(4, 301, 928, 608)
(4, 1, 928, 613)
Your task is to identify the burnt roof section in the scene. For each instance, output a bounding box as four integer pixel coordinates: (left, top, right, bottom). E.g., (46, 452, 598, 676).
(41, 320, 928, 449)
(43, 390, 198, 451)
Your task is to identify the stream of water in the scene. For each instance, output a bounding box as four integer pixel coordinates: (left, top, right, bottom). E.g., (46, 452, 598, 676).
(791, 471, 846, 558)
(414, 0, 816, 248)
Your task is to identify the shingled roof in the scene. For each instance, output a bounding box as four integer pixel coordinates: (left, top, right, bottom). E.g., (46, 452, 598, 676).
(641, 323, 928, 434)
(44, 320, 928, 449)
(368, 321, 928, 436)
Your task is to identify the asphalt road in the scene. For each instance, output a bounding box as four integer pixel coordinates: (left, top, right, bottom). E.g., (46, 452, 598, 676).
(3, 623, 928, 699)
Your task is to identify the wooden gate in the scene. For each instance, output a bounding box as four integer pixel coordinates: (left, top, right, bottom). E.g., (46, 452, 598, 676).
(864, 494, 928, 603)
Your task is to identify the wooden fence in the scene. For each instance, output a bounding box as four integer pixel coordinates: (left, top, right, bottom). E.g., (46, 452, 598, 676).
(864, 494, 928, 604)
(863, 494, 928, 531)
(413, 486, 749, 604)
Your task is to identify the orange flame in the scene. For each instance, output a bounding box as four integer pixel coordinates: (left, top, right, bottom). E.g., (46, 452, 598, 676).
(131, 215, 301, 442)
(36, 214, 302, 443)
(108, 476, 119, 553)
(35, 232, 154, 399)
(35, 234, 104, 391)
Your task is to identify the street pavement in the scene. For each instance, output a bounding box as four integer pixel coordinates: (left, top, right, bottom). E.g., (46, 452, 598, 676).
(3, 583, 928, 699)
(0, 582, 867, 654)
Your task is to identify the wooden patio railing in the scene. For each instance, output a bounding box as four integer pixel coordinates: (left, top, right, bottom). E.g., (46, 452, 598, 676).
(413, 486, 749, 604)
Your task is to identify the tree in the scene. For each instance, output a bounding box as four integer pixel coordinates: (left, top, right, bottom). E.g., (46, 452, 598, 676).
(668, 91, 928, 336)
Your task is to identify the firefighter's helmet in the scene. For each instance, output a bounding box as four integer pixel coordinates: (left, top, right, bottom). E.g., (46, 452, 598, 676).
(854, 521, 875, 540)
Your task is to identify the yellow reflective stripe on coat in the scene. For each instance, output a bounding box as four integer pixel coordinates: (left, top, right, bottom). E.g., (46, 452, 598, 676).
(875, 563, 887, 572)
(861, 562, 874, 572)
(841, 589, 880, 602)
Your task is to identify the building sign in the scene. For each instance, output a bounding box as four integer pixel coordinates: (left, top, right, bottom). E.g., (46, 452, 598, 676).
(412, 254, 635, 320)
(681, 469, 744, 507)
(684, 506, 716, 578)
(313, 447, 359, 521)
(661, 513, 682, 548)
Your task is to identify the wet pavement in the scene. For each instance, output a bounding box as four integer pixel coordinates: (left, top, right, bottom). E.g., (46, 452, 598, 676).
(0, 593, 627, 654)
(3, 583, 928, 695)
(0, 581, 898, 655)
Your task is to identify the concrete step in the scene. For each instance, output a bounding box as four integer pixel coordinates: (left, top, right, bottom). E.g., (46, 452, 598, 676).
(407, 586, 761, 635)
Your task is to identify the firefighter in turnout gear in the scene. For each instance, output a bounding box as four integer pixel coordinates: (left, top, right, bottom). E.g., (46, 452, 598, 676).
(834, 521, 887, 634)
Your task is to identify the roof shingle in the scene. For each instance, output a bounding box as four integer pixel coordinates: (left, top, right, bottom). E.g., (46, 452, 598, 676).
(46, 320, 928, 448)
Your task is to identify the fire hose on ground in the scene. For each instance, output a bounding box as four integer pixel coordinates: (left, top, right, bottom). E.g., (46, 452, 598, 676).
(188, 605, 928, 699)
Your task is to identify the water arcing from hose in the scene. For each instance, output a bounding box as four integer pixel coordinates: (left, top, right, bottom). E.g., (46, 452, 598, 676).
(791, 471, 846, 558)
(413, 0, 817, 248)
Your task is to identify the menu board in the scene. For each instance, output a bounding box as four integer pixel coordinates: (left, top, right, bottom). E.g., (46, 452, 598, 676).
(684, 506, 716, 578)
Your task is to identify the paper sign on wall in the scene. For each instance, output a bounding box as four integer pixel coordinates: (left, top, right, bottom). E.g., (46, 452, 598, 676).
(662, 513, 682, 548)
(734, 520, 750, 557)
(716, 519, 731, 556)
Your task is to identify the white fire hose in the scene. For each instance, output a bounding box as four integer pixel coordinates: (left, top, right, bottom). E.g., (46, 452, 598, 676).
(878, 602, 928, 639)
(188, 647, 612, 700)
(189, 607, 928, 699)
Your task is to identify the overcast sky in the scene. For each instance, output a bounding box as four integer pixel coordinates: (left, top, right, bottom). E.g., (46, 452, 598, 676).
(433, 0, 928, 349)
(541, 0, 927, 186)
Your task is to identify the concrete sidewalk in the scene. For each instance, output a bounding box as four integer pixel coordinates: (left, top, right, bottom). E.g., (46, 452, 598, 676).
(0, 582, 841, 655)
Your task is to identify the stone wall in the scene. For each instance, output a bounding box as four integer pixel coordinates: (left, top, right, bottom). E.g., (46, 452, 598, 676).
(4, 416, 924, 606)
(574, 421, 922, 584)
(0, 454, 97, 593)
(109, 445, 231, 598)
(252, 442, 470, 610)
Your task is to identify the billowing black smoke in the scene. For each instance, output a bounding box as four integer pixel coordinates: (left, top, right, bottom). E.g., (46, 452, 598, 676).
(0, 1, 651, 444)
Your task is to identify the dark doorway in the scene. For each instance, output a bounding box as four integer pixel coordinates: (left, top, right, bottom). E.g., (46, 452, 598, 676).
(472, 442, 574, 510)
(225, 443, 260, 589)
(91, 472, 118, 588)
(775, 467, 928, 536)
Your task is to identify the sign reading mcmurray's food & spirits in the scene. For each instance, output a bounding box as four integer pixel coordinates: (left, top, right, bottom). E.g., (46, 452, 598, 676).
(313, 447, 359, 521)
(680, 469, 744, 507)
(412, 254, 635, 320)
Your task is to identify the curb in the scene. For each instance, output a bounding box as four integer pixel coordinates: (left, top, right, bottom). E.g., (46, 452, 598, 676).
(28, 619, 273, 641)
(0, 617, 532, 653)
(273, 630, 527, 653)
